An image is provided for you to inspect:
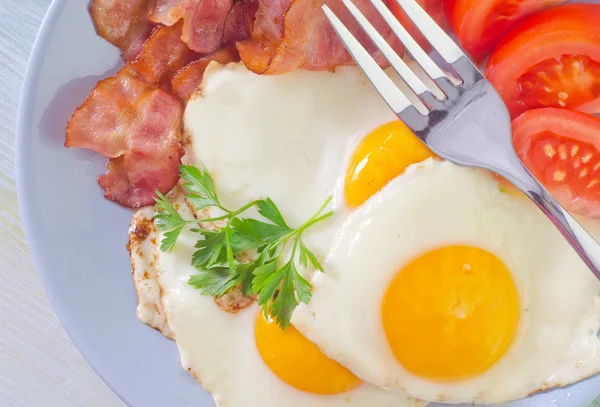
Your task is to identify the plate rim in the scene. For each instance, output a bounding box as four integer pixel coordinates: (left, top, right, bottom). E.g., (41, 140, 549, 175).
(15, 0, 128, 404)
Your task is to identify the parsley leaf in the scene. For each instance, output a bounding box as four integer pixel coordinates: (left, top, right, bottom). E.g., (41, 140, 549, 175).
(254, 247, 313, 329)
(257, 198, 290, 229)
(237, 262, 258, 297)
(265, 259, 312, 329)
(192, 230, 227, 268)
(188, 267, 238, 296)
(244, 219, 289, 244)
(299, 239, 324, 272)
(269, 262, 297, 329)
(291, 264, 312, 304)
(229, 218, 267, 252)
(252, 260, 279, 294)
(180, 165, 223, 211)
(154, 191, 187, 252)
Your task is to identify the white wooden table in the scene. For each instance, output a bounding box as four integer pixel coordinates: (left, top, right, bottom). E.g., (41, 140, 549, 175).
(0, 1, 124, 405)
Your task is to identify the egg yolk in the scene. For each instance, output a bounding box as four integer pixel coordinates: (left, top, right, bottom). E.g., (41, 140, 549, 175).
(382, 245, 519, 381)
(254, 313, 361, 394)
(345, 120, 434, 207)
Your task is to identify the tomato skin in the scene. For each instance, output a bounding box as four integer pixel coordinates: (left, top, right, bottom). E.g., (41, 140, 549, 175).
(388, 0, 448, 52)
(446, 0, 566, 63)
(486, 4, 600, 118)
(512, 108, 600, 219)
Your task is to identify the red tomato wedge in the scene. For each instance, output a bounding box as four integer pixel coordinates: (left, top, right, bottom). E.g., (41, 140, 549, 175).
(512, 108, 600, 219)
(446, 0, 566, 63)
(486, 4, 600, 118)
(387, 0, 447, 52)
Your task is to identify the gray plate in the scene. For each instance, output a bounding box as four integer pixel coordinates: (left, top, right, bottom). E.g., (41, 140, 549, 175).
(14, 0, 600, 406)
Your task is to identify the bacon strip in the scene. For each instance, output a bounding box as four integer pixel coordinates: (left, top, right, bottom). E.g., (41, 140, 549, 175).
(66, 69, 184, 208)
(150, 0, 236, 54)
(98, 90, 184, 208)
(237, 0, 404, 74)
(171, 47, 240, 102)
(66, 24, 195, 208)
(129, 21, 201, 89)
(65, 71, 149, 157)
(90, 0, 155, 61)
(66, 23, 194, 152)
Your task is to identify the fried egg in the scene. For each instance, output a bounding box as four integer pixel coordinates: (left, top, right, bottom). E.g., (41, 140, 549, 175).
(139, 194, 425, 407)
(292, 159, 600, 404)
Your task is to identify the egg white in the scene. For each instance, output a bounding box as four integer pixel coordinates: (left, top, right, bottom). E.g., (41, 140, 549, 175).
(291, 159, 600, 404)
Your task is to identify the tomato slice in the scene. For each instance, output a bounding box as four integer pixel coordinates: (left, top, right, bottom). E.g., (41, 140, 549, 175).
(486, 4, 600, 118)
(512, 108, 600, 219)
(446, 0, 565, 63)
(387, 0, 448, 52)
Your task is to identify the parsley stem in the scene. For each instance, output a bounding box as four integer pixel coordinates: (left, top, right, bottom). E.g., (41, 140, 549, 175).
(291, 237, 299, 260)
(305, 196, 333, 223)
(230, 200, 261, 217)
(195, 214, 231, 223)
(194, 200, 261, 224)
(268, 197, 334, 248)
(297, 210, 334, 234)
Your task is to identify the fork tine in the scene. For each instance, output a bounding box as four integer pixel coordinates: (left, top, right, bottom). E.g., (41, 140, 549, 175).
(391, 0, 464, 67)
(339, 0, 429, 115)
(322, 5, 414, 115)
(367, 0, 458, 90)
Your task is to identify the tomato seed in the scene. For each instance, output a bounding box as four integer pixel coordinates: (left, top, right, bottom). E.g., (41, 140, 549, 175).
(544, 143, 556, 158)
(571, 145, 579, 157)
(559, 145, 567, 160)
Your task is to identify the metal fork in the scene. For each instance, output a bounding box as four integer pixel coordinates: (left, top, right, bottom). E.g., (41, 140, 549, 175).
(322, 0, 600, 279)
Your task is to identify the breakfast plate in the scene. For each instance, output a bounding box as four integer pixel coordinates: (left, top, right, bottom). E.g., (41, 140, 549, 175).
(15, 0, 600, 406)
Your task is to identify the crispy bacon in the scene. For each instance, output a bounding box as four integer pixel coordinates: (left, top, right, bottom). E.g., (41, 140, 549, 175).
(129, 21, 201, 89)
(90, 0, 155, 61)
(171, 47, 240, 102)
(150, 0, 235, 54)
(66, 70, 184, 208)
(66, 24, 194, 208)
(237, 0, 404, 74)
(66, 24, 194, 153)
(65, 71, 149, 157)
(98, 90, 184, 208)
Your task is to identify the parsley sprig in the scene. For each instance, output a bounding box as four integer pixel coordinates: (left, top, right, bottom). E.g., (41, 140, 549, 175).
(154, 165, 333, 329)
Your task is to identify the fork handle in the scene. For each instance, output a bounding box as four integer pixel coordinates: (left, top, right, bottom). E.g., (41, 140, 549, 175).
(503, 160, 600, 280)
